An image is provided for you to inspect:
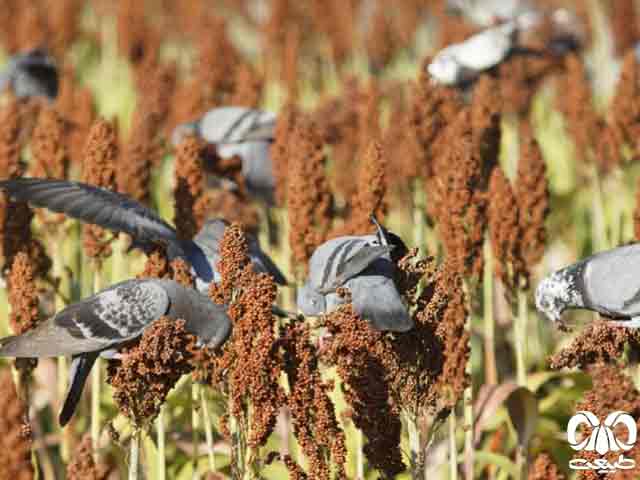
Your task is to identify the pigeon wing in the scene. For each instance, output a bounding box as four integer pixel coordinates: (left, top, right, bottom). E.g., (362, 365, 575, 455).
(200, 107, 276, 144)
(582, 244, 640, 316)
(318, 245, 393, 294)
(0, 279, 170, 358)
(0, 178, 181, 254)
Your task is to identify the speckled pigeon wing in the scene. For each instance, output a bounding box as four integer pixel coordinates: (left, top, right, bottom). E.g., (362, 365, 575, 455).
(0, 178, 180, 253)
(582, 244, 640, 316)
(0, 280, 170, 358)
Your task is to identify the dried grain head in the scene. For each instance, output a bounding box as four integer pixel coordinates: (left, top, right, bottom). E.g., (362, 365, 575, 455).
(321, 304, 405, 478)
(609, 0, 639, 56)
(82, 119, 118, 262)
(7, 252, 40, 335)
(66, 434, 110, 480)
(207, 225, 285, 448)
(528, 453, 565, 480)
(271, 103, 300, 206)
(31, 105, 68, 180)
(229, 63, 264, 108)
(609, 51, 640, 158)
(515, 126, 549, 272)
(366, 2, 396, 73)
(281, 322, 347, 479)
(287, 117, 333, 275)
(549, 321, 640, 370)
(174, 136, 206, 240)
(194, 190, 259, 236)
(488, 166, 526, 292)
(106, 318, 196, 425)
(0, 368, 33, 480)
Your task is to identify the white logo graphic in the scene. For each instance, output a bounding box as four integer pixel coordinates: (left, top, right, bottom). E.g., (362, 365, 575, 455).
(568, 411, 637, 473)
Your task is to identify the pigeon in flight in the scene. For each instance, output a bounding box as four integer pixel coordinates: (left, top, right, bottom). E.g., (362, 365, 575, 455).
(297, 217, 413, 332)
(0, 278, 231, 425)
(0, 49, 58, 100)
(0, 178, 287, 289)
(172, 107, 277, 204)
(536, 243, 640, 329)
(427, 21, 518, 86)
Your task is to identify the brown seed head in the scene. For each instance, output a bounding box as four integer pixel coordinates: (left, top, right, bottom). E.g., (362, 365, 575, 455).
(7, 252, 40, 335)
(271, 104, 300, 206)
(174, 137, 206, 240)
(528, 453, 565, 480)
(66, 434, 110, 480)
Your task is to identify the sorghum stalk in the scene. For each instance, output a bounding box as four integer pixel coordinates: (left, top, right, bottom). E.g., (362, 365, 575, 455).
(449, 413, 458, 480)
(356, 428, 364, 479)
(407, 414, 421, 476)
(483, 240, 497, 385)
(200, 390, 216, 472)
(157, 407, 166, 480)
(129, 428, 140, 480)
(192, 381, 200, 478)
(515, 289, 528, 386)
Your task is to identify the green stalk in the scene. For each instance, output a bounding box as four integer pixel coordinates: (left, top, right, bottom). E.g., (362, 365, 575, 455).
(200, 389, 216, 473)
(515, 290, 528, 387)
(407, 415, 421, 478)
(591, 164, 608, 251)
(483, 241, 497, 385)
(356, 428, 365, 479)
(448, 413, 458, 480)
(129, 428, 140, 480)
(192, 381, 201, 479)
(157, 407, 166, 480)
(91, 269, 102, 459)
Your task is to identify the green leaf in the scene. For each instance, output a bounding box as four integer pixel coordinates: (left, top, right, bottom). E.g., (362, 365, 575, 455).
(474, 451, 518, 477)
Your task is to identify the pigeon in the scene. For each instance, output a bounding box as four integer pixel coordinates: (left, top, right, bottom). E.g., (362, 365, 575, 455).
(0, 178, 287, 289)
(427, 21, 518, 86)
(0, 278, 231, 425)
(297, 217, 413, 332)
(172, 107, 277, 204)
(446, 0, 539, 29)
(535, 243, 640, 329)
(0, 49, 58, 100)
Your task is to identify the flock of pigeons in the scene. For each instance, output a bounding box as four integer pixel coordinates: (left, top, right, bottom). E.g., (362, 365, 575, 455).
(0, 1, 636, 426)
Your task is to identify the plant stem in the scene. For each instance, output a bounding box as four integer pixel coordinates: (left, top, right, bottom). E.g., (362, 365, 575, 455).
(200, 388, 216, 473)
(157, 407, 166, 480)
(483, 241, 497, 385)
(129, 428, 140, 480)
(515, 290, 528, 387)
(356, 428, 364, 479)
(591, 164, 608, 251)
(407, 414, 421, 478)
(91, 269, 102, 459)
(449, 413, 458, 480)
(192, 381, 200, 479)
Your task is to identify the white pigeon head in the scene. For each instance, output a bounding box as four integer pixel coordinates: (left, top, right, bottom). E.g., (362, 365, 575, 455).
(427, 53, 461, 86)
(535, 271, 572, 326)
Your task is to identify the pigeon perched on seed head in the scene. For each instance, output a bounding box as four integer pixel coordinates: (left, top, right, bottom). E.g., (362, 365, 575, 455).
(297, 216, 413, 332)
(172, 107, 277, 204)
(0, 48, 58, 100)
(0, 278, 231, 425)
(536, 244, 640, 329)
(0, 178, 287, 290)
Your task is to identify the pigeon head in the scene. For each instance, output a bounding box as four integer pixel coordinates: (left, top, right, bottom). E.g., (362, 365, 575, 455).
(171, 122, 199, 147)
(535, 274, 566, 324)
(427, 53, 461, 86)
(297, 283, 326, 316)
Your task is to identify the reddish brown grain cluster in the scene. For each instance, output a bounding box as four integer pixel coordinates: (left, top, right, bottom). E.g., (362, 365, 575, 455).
(322, 304, 405, 478)
(549, 321, 640, 370)
(348, 140, 388, 234)
(174, 137, 206, 240)
(270, 104, 300, 206)
(281, 323, 347, 479)
(82, 119, 118, 261)
(571, 364, 640, 479)
(608, 0, 639, 56)
(515, 126, 549, 269)
(66, 434, 110, 480)
(609, 51, 640, 163)
(106, 318, 196, 425)
(0, 368, 33, 480)
(31, 105, 68, 180)
(287, 118, 333, 274)
(207, 223, 285, 448)
(528, 453, 565, 480)
(7, 252, 40, 335)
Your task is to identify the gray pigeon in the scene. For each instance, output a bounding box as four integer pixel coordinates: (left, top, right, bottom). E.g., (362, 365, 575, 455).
(427, 21, 518, 86)
(446, 0, 539, 28)
(172, 107, 277, 204)
(0, 178, 287, 288)
(536, 244, 640, 329)
(0, 278, 231, 425)
(297, 218, 413, 332)
(0, 49, 58, 100)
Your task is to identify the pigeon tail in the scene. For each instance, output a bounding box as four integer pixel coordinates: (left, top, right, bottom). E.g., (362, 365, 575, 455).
(59, 352, 98, 426)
